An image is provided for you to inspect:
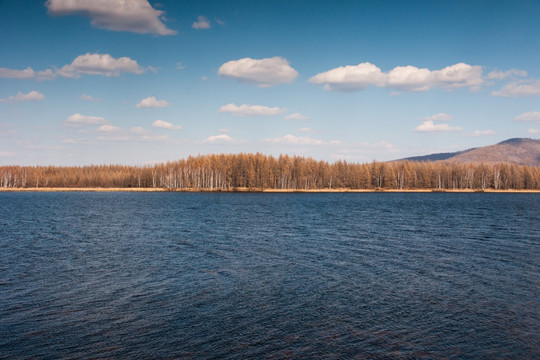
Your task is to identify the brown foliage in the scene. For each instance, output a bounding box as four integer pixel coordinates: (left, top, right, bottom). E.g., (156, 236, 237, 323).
(1, 154, 540, 190)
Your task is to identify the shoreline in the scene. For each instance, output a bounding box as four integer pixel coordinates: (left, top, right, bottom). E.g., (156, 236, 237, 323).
(1, 187, 540, 193)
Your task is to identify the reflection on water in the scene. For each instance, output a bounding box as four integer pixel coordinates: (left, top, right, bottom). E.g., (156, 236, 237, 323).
(1, 192, 539, 358)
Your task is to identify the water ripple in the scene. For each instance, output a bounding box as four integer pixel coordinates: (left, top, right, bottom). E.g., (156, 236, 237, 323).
(0, 192, 539, 359)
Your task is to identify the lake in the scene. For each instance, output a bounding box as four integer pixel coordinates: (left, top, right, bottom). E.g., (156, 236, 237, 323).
(1, 192, 539, 359)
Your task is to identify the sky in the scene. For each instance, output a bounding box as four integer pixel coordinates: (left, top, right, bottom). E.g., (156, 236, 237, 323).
(1, 0, 540, 166)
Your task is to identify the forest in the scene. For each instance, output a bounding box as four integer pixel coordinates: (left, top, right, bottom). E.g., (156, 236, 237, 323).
(1, 153, 540, 190)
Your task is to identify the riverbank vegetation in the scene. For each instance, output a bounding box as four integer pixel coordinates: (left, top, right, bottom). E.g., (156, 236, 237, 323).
(2, 153, 540, 190)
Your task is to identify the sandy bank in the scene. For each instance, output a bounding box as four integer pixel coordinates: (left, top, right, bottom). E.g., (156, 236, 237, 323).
(1, 187, 540, 193)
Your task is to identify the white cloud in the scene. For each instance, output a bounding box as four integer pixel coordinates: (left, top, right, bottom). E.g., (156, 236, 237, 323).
(66, 113, 107, 125)
(414, 120, 463, 132)
(192, 16, 210, 29)
(218, 128, 230, 133)
(45, 0, 176, 35)
(1, 54, 146, 81)
(309, 62, 383, 91)
(285, 113, 309, 120)
(61, 138, 88, 144)
(0, 90, 45, 103)
(36, 70, 57, 81)
(57, 53, 145, 78)
(528, 128, 539, 134)
(263, 134, 337, 146)
(203, 134, 236, 143)
(97, 135, 130, 142)
(0, 67, 56, 81)
(0, 151, 15, 157)
(218, 57, 298, 87)
(486, 69, 527, 80)
(514, 111, 540, 122)
(130, 126, 149, 135)
(299, 127, 315, 133)
(97, 124, 121, 132)
(309, 62, 483, 92)
(176, 62, 185, 70)
(130, 127, 175, 142)
(0, 67, 35, 79)
(218, 103, 286, 117)
(138, 134, 171, 142)
(492, 80, 540, 97)
(136, 96, 169, 108)
(24, 143, 66, 151)
(471, 130, 496, 136)
(422, 113, 454, 122)
(152, 120, 181, 130)
(80, 94, 100, 102)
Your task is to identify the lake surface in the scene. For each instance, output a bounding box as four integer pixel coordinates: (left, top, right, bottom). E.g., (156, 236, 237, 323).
(1, 192, 539, 359)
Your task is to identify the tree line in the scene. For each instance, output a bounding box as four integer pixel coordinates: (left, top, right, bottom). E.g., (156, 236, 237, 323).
(1, 153, 540, 190)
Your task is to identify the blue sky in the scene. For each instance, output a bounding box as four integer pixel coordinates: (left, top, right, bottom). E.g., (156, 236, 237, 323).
(1, 0, 539, 165)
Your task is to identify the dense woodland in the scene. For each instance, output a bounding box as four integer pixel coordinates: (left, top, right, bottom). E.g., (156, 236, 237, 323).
(1, 153, 540, 190)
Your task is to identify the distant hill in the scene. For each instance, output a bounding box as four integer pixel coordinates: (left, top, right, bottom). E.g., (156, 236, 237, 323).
(401, 138, 540, 166)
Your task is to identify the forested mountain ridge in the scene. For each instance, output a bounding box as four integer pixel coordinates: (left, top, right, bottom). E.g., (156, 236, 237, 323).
(402, 138, 540, 165)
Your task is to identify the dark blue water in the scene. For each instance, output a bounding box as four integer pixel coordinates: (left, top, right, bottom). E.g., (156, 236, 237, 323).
(1, 192, 539, 359)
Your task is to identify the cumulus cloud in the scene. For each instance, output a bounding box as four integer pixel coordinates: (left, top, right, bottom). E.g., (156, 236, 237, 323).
(138, 134, 171, 142)
(57, 53, 145, 78)
(471, 130, 496, 136)
(94, 126, 172, 143)
(97, 124, 121, 132)
(136, 96, 169, 108)
(65, 113, 107, 125)
(218, 57, 298, 87)
(493, 80, 540, 97)
(0, 67, 56, 81)
(0, 54, 144, 80)
(514, 111, 540, 122)
(0, 90, 45, 103)
(265, 134, 324, 145)
(528, 128, 539, 134)
(192, 16, 210, 29)
(36, 69, 57, 81)
(97, 135, 131, 142)
(61, 138, 89, 144)
(422, 113, 454, 122)
(0, 67, 35, 79)
(124, 128, 172, 142)
(414, 120, 463, 132)
(130, 126, 149, 135)
(176, 62, 185, 70)
(203, 134, 236, 143)
(263, 134, 339, 146)
(309, 62, 483, 92)
(152, 120, 181, 130)
(285, 113, 309, 120)
(486, 69, 527, 80)
(80, 94, 100, 102)
(45, 0, 176, 35)
(218, 103, 286, 117)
